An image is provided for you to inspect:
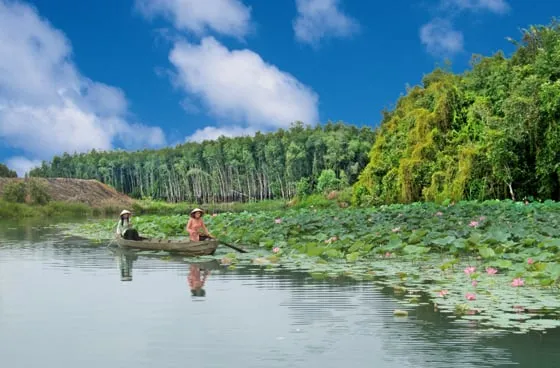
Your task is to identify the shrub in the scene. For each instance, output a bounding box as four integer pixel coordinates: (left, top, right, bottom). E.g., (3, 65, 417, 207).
(2, 182, 26, 203)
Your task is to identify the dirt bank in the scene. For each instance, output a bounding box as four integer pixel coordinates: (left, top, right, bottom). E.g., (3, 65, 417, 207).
(0, 178, 135, 208)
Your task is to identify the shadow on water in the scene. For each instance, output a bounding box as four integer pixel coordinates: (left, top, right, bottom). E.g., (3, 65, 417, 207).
(1, 222, 560, 367)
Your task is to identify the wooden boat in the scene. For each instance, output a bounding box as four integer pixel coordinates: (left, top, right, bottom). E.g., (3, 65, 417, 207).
(115, 236, 219, 256)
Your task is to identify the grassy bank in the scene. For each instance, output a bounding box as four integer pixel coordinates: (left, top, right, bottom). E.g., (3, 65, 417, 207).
(0, 189, 349, 220)
(0, 199, 123, 219)
(65, 199, 560, 334)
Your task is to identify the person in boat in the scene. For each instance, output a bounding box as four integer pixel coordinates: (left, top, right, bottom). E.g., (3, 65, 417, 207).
(116, 209, 142, 240)
(186, 208, 213, 241)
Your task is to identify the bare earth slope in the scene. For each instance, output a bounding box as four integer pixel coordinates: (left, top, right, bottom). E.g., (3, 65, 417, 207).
(0, 178, 134, 208)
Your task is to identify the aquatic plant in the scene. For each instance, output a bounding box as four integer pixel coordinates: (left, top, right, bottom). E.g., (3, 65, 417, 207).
(64, 199, 560, 333)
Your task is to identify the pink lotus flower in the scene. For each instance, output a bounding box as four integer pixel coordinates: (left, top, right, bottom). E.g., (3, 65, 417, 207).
(471, 280, 478, 287)
(272, 247, 280, 253)
(469, 221, 479, 227)
(511, 278, 524, 287)
(464, 266, 476, 275)
(486, 267, 497, 275)
(274, 218, 282, 224)
(385, 252, 392, 258)
(465, 292, 476, 301)
(527, 258, 534, 265)
(438, 290, 448, 297)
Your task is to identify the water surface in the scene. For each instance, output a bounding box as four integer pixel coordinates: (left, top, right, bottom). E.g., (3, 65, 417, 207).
(0, 221, 559, 368)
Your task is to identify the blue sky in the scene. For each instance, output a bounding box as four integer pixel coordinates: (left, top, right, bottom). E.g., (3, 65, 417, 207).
(0, 0, 558, 176)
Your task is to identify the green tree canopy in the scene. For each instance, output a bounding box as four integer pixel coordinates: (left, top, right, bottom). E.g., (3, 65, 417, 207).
(354, 20, 560, 205)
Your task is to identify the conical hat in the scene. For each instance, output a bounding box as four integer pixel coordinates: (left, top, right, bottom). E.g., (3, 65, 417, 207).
(190, 208, 204, 215)
(120, 209, 132, 216)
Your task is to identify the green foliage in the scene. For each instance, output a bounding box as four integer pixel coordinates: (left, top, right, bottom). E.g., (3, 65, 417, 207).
(0, 163, 17, 177)
(69, 199, 560, 333)
(317, 169, 340, 193)
(2, 182, 26, 203)
(0, 200, 98, 219)
(28, 179, 51, 205)
(355, 20, 560, 205)
(29, 122, 376, 203)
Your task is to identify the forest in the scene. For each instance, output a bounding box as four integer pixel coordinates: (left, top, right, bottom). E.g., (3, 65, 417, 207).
(20, 21, 560, 205)
(354, 21, 560, 205)
(28, 122, 376, 203)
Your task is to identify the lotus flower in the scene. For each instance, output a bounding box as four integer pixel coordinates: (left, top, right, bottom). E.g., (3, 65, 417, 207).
(464, 266, 476, 275)
(272, 247, 280, 253)
(212, 213, 217, 217)
(392, 227, 401, 233)
(511, 278, 524, 287)
(486, 267, 497, 275)
(471, 280, 478, 287)
(385, 252, 392, 258)
(469, 220, 479, 227)
(465, 292, 476, 301)
(438, 290, 448, 297)
(274, 218, 282, 224)
(527, 258, 534, 265)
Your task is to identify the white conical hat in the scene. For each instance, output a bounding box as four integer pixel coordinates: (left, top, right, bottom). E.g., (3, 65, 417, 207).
(190, 208, 204, 215)
(120, 209, 132, 216)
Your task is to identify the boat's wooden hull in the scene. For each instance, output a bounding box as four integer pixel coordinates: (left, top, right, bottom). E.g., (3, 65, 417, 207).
(116, 236, 219, 256)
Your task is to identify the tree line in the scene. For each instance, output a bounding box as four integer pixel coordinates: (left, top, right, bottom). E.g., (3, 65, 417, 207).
(30, 122, 376, 202)
(353, 20, 560, 205)
(0, 164, 17, 178)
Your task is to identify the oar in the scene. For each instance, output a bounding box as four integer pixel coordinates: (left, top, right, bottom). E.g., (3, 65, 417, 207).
(210, 236, 248, 253)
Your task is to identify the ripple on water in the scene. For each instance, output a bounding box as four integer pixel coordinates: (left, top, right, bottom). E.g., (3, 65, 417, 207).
(1, 229, 560, 368)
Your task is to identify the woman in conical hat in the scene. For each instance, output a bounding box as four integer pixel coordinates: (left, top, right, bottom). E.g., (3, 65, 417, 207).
(116, 209, 141, 240)
(186, 208, 213, 241)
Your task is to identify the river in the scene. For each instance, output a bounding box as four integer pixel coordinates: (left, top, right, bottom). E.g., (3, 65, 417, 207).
(0, 220, 559, 368)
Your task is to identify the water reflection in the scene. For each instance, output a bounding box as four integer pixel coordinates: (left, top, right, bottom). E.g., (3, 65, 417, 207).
(187, 264, 210, 297)
(2, 224, 560, 368)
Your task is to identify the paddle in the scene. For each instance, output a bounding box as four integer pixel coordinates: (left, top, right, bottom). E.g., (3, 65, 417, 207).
(209, 236, 248, 253)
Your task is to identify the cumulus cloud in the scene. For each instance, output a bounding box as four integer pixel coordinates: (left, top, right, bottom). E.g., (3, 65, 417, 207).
(420, 18, 464, 56)
(443, 0, 510, 14)
(420, 0, 510, 56)
(5, 157, 42, 178)
(186, 125, 256, 142)
(135, 0, 252, 39)
(293, 0, 359, 46)
(0, 0, 165, 174)
(168, 37, 319, 141)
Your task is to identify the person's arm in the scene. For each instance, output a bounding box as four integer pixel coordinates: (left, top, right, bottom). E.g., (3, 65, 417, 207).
(201, 220, 212, 236)
(186, 218, 194, 234)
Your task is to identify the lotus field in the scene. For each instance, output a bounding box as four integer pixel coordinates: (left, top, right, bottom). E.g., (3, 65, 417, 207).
(70, 200, 560, 333)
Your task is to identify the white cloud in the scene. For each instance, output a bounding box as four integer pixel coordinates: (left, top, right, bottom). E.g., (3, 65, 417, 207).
(168, 36, 319, 137)
(293, 0, 359, 46)
(443, 0, 510, 14)
(0, 0, 165, 169)
(186, 125, 255, 142)
(5, 156, 42, 177)
(420, 18, 464, 56)
(135, 0, 252, 39)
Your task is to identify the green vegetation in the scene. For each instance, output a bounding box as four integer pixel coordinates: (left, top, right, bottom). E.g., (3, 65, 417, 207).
(29, 122, 375, 203)
(67, 199, 560, 334)
(354, 21, 560, 205)
(0, 163, 17, 178)
(0, 200, 114, 219)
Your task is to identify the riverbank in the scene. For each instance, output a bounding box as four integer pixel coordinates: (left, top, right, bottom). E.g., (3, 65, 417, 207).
(63, 199, 560, 334)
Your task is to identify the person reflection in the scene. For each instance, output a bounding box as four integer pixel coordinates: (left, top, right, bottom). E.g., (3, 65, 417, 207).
(116, 250, 138, 282)
(187, 264, 210, 297)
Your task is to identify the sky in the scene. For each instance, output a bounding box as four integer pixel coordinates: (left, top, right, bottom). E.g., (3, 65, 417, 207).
(0, 0, 558, 176)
